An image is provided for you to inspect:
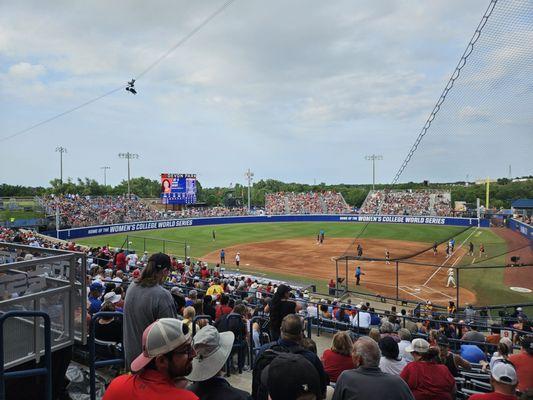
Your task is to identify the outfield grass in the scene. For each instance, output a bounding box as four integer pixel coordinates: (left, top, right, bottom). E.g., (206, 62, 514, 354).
(77, 222, 466, 258)
(0, 210, 44, 221)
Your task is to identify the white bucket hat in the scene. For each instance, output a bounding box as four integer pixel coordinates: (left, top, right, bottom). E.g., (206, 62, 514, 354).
(186, 325, 234, 382)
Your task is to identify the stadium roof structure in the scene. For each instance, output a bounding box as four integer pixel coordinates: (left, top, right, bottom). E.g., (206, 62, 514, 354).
(511, 199, 533, 209)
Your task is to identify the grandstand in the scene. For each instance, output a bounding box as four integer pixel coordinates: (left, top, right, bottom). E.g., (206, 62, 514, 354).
(265, 192, 351, 215)
(359, 190, 452, 216)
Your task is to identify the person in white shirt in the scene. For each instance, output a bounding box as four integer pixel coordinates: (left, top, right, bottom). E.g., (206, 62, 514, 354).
(126, 251, 138, 271)
(398, 329, 414, 362)
(351, 305, 371, 329)
(379, 336, 408, 375)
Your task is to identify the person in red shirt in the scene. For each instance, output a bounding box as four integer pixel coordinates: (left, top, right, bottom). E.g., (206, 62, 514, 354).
(103, 318, 198, 400)
(321, 331, 354, 382)
(508, 335, 533, 394)
(329, 279, 336, 295)
(115, 250, 127, 272)
(469, 361, 518, 400)
(215, 294, 233, 320)
(400, 338, 456, 400)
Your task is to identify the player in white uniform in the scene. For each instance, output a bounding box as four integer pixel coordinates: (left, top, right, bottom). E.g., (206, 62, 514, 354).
(446, 267, 457, 288)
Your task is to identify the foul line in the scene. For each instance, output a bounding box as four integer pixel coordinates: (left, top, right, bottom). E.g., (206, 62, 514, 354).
(422, 227, 478, 287)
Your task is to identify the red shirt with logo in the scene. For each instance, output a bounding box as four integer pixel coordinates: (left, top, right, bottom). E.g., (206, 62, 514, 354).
(103, 369, 198, 400)
(469, 393, 517, 400)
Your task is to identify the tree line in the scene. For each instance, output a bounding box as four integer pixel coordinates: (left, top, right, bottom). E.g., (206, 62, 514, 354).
(1, 177, 532, 209)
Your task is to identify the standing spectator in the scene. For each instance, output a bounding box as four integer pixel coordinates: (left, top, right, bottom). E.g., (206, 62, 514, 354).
(264, 284, 301, 341)
(400, 338, 456, 400)
(332, 337, 414, 400)
(329, 279, 336, 295)
(103, 319, 197, 400)
(126, 250, 138, 271)
(508, 335, 533, 393)
(321, 331, 354, 383)
(469, 362, 519, 400)
(123, 253, 177, 369)
(115, 250, 127, 272)
(220, 249, 225, 264)
(379, 336, 408, 375)
(187, 326, 251, 400)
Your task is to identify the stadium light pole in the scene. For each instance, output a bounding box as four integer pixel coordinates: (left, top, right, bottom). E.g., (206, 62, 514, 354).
(245, 168, 254, 213)
(55, 146, 67, 185)
(100, 166, 111, 186)
(365, 154, 383, 191)
(118, 153, 139, 199)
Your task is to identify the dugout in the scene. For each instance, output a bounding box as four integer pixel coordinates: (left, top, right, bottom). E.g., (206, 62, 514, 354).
(0, 242, 87, 399)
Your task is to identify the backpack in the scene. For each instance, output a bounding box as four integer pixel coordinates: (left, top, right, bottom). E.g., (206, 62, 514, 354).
(251, 344, 307, 400)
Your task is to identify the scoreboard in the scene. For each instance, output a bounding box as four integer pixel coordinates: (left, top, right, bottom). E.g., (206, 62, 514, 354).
(160, 173, 197, 205)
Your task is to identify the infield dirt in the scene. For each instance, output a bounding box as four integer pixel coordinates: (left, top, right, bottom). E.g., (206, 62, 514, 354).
(202, 237, 476, 305)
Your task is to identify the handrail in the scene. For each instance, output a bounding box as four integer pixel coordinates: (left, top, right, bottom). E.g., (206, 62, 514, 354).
(0, 311, 52, 400)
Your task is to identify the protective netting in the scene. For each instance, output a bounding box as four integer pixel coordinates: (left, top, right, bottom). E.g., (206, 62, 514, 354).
(398, 0, 533, 183)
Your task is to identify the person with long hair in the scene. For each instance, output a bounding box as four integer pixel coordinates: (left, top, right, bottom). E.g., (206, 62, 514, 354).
(123, 253, 177, 370)
(321, 331, 354, 382)
(400, 339, 456, 400)
(264, 284, 301, 340)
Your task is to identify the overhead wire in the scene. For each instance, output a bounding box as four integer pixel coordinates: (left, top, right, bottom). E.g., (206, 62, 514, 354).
(0, 0, 237, 144)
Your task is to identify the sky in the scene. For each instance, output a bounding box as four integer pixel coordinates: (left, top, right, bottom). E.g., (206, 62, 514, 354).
(1, 0, 532, 188)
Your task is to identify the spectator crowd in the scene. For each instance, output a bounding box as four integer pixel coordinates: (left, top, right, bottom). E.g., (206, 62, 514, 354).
(360, 190, 452, 216)
(265, 192, 351, 215)
(1, 229, 532, 400)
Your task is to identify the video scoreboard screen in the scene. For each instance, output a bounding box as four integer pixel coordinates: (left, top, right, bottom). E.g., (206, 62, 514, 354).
(160, 173, 197, 205)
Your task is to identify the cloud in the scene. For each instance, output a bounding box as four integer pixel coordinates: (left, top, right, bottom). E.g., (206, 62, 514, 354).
(7, 62, 46, 80)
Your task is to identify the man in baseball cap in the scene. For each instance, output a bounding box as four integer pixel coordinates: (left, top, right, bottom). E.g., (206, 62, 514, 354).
(103, 318, 198, 400)
(469, 361, 518, 400)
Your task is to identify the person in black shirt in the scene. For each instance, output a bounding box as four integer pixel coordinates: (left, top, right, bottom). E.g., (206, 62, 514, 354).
(94, 302, 122, 343)
(264, 284, 301, 341)
(203, 295, 217, 321)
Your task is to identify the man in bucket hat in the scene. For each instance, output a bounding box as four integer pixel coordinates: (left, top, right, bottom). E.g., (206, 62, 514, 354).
(103, 318, 198, 400)
(187, 325, 251, 399)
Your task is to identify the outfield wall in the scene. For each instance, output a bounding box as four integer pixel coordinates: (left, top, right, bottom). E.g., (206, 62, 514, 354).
(507, 218, 533, 241)
(45, 215, 488, 240)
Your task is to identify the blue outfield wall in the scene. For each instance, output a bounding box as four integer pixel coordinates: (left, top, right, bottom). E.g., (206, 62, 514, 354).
(507, 218, 533, 241)
(45, 215, 489, 240)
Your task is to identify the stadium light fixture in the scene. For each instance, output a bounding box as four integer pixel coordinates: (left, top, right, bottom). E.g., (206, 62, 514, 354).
(100, 166, 111, 186)
(55, 146, 67, 185)
(365, 154, 383, 191)
(245, 168, 254, 213)
(118, 153, 139, 198)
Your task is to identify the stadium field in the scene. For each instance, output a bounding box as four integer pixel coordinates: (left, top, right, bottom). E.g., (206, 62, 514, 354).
(77, 222, 532, 307)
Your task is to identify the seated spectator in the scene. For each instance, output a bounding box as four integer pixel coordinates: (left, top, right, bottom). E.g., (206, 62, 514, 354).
(202, 295, 216, 321)
(94, 301, 123, 344)
(508, 335, 533, 394)
(469, 361, 518, 400)
(170, 287, 186, 316)
(103, 318, 197, 400)
(301, 337, 318, 354)
(183, 306, 200, 335)
(216, 294, 233, 320)
(486, 326, 502, 345)
(436, 335, 470, 377)
(400, 338, 456, 400)
(332, 336, 414, 400)
(460, 343, 487, 364)
(187, 325, 251, 399)
(350, 305, 371, 330)
(379, 336, 408, 375)
(368, 328, 381, 343)
(88, 282, 104, 315)
(485, 337, 513, 371)
(462, 324, 486, 344)
(398, 329, 414, 362)
(262, 353, 322, 400)
(321, 331, 354, 383)
(253, 314, 329, 400)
